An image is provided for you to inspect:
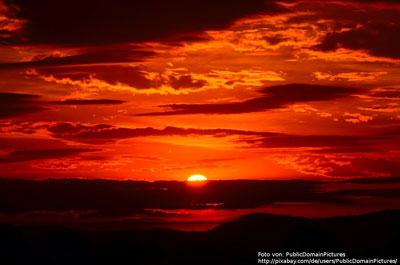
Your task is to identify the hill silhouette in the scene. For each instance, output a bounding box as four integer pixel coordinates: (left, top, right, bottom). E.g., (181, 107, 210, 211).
(1, 210, 399, 264)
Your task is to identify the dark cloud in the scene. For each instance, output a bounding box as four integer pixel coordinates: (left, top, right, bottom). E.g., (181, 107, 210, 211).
(0, 179, 345, 216)
(263, 34, 288, 45)
(137, 83, 360, 116)
(169, 75, 208, 89)
(156, 32, 213, 46)
(284, 1, 400, 27)
(52, 99, 126, 105)
(0, 93, 129, 119)
(0, 93, 44, 119)
(43, 122, 393, 153)
(330, 187, 400, 199)
(6, 121, 396, 156)
(369, 88, 400, 99)
(197, 157, 239, 163)
(22, 64, 208, 90)
(313, 147, 379, 154)
(32, 65, 156, 89)
(283, 1, 400, 60)
(347, 158, 400, 177)
(258, 83, 359, 101)
(346, 176, 400, 184)
(0, 178, 398, 218)
(314, 21, 400, 59)
(3, 0, 288, 46)
(47, 123, 277, 144)
(230, 131, 400, 178)
(0, 48, 156, 69)
(0, 137, 68, 150)
(290, 155, 400, 178)
(242, 135, 382, 149)
(0, 148, 97, 163)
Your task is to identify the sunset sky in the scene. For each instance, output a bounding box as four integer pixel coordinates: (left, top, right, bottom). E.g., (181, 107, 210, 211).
(1, 0, 400, 225)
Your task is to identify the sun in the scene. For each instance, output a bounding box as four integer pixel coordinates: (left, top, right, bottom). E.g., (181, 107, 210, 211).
(187, 175, 207, 182)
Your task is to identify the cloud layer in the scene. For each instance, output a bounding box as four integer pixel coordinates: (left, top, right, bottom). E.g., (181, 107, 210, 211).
(0, 93, 44, 118)
(0, 178, 399, 219)
(138, 84, 360, 115)
(3, 0, 288, 45)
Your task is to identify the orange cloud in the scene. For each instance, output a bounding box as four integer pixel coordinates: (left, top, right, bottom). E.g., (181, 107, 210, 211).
(313, 71, 387, 82)
(343, 112, 374, 123)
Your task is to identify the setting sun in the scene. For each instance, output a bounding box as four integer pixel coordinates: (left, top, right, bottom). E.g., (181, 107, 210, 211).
(187, 175, 207, 182)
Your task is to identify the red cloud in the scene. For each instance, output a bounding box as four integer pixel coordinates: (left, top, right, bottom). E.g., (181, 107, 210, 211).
(0, 148, 97, 163)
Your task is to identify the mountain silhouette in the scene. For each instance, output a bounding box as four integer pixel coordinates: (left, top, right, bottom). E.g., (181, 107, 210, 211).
(1, 210, 399, 264)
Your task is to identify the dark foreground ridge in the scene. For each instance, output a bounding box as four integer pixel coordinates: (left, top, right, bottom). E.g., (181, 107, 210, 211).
(1, 210, 400, 264)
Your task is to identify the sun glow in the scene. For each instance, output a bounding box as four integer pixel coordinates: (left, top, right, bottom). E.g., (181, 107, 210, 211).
(187, 175, 207, 181)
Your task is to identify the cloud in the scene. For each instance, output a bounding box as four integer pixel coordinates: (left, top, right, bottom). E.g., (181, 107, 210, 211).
(314, 21, 400, 59)
(313, 71, 387, 82)
(331, 187, 400, 199)
(346, 177, 400, 184)
(3, 0, 288, 45)
(7, 121, 390, 153)
(263, 34, 288, 45)
(313, 147, 379, 154)
(52, 99, 126, 105)
(0, 137, 68, 150)
(343, 112, 374, 124)
(368, 88, 400, 99)
(241, 135, 381, 149)
(0, 178, 345, 216)
(273, 154, 400, 178)
(0, 93, 44, 119)
(4, 121, 395, 161)
(0, 93, 130, 119)
(0, 0, 26, 42)
(1, 178, 399, 219)
(169, 75, 207, 89)
(0, 148, 97, 163)
(0, 48, 155, 69)
(348, 158, 400, 177)
(47, 123, 277, 144)
(137, 83, 360, 116)
(28, 65, 209, 91)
